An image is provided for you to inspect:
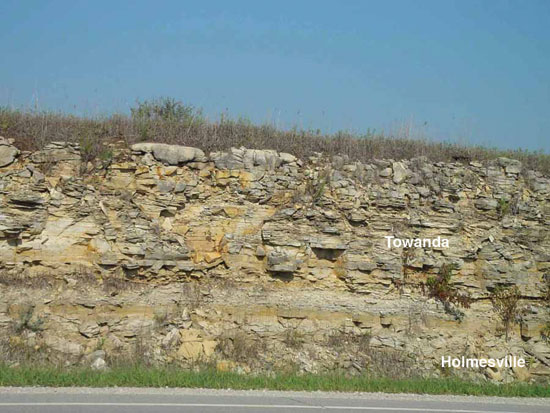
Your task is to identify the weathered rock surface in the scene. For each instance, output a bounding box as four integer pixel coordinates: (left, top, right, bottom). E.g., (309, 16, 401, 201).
(0, 137, 19, 167)
(1, 140, 550, 382)
(131, 143, 206, 165)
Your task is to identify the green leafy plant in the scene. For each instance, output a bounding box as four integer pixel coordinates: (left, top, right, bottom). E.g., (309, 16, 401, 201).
(425, 263, 471, 321)
(131, 97, 204, 125)
(496, 198, 510, 218)
(490, 285, 522, 341)
(304, 165, 332, 206)
(283, 328, 305, 349)
(14, 305, 44, 333)
(130, 97, 204, 142)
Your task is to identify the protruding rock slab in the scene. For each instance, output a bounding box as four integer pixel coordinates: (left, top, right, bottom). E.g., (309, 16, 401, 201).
(131, 143, 206, 165)
(0, 136, 19, 167)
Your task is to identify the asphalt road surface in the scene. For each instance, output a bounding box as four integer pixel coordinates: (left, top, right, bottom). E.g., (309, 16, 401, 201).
(0, 387, 548, 413)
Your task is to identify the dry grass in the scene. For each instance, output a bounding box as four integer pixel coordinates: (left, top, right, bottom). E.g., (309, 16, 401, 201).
(326, 330, 416, 379)
(217, 330, 266, 364)
(0, 271, 53, 289)
(1, 104, 549, 174)
(283, 328, 305, 349)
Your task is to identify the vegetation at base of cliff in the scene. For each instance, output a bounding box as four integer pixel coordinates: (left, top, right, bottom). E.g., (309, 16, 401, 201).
(1, 99, 550, 174)
(0, 364, 549, 397)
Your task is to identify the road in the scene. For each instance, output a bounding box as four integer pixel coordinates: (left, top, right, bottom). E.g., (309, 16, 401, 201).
(0, 387, 548, 413)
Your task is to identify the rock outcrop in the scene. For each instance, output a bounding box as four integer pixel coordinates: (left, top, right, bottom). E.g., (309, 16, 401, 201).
(1, 139, 549, 382)
(0, 137, 19, 167)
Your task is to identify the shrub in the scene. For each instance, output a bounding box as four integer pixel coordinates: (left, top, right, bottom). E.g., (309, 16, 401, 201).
(283, 328, 305, 349)
(425, 263, 471, 320)
(131, 97, 203, 124)
(497, 198, 510, 218)
(13, 304, 44, 333)
(490, 285, 522, 341)
(326, 330, 371, 351)
(304, 165, 332, 206)
(217, 330, 265, 364)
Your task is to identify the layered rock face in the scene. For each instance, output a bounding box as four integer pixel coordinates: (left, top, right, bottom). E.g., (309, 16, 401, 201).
(1, 138, 549, 382)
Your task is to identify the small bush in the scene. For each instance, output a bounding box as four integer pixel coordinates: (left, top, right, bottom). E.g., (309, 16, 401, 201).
(490, 285, 522, 341)
(326, 330, 372, 350)
(497, 198, 510, 218)
(130, 97, 204, 141)
(425, 263, 471, 320)
(283, 328, 305, 349)
(13, 304, 44, 333)
(217, 330, 265, 364)
(131, 97, 203, 124)
(153, 309, 169, 328)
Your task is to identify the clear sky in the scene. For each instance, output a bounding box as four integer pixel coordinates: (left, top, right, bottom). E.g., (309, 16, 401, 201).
(1, 0, 549, 151)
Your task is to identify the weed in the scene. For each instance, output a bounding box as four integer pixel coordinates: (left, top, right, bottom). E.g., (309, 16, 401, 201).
(217, 330, 265, 364)
(131, 97, 204, 125)
(497, 198, 510, 218)
(305, 165, 332, 205)
(406, 302, 428, 336)
(490, 285, 522, 341)
(102, 275, 141, 294)
(325, 330, 415, 379)
(425, 263, 471, 320)
(180, 282, 204, 310)
(0, 271, 52, 289)
(283, 328, 305, 349)
(326, 330, 372, 350)
(542, 322, 550, 343)
(153, 309, 169, 329)
(13, 304, 44, 333)
(95, 338, 106, 351)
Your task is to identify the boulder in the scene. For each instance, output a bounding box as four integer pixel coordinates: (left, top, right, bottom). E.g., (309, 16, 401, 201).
(210, 148, 245, 169)
(91, 357, 108, 370)
(79, 321, 100, 338)
(392, 162, 410, 184)
(211, 147, 288, 170)
(177, 341, 203, 360)
(0, 137, 19, 167)
(243, 149, 282, 170)
(44, 335, 83, 356)
(132, 143, 206, 165)
(266, 249, 298, 273)
(474, 198, 498, 210)
(162, 328, 181, 349)
(31, 142, 80, 163)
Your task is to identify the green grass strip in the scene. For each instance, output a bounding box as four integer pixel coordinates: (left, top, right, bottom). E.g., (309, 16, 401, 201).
(1, 364, 549, 397)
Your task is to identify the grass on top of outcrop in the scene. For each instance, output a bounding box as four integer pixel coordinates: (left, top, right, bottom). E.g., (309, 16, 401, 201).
(1, 364, 549, 397)
(1, 100, 550, 175)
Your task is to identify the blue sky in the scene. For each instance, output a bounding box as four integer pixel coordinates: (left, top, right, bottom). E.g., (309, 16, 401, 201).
(1, 0, 549, 151)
